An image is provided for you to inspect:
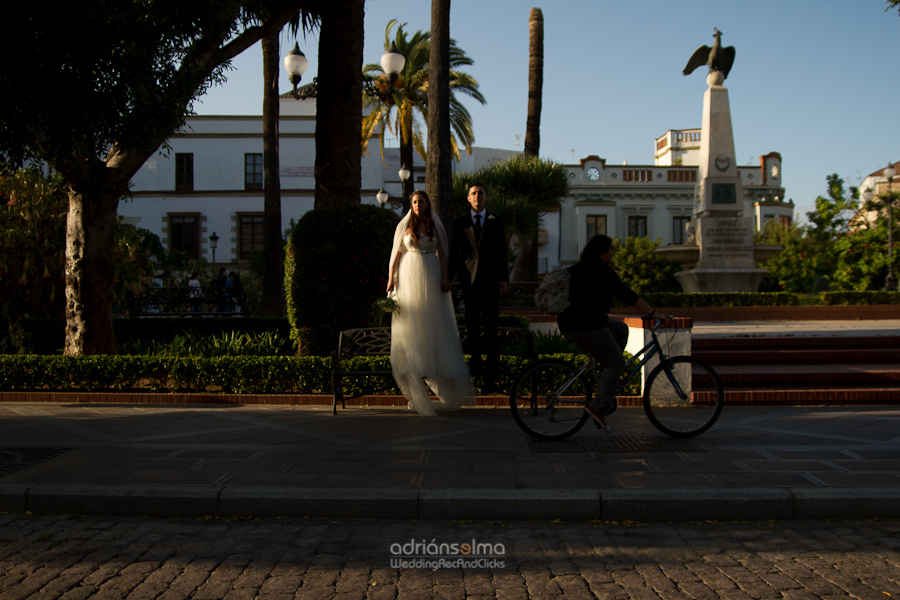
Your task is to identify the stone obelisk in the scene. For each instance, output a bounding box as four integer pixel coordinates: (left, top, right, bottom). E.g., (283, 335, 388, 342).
(675, 71, 769, 293)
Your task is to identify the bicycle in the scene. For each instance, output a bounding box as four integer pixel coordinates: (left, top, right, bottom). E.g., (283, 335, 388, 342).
(509, 317, 724, 440)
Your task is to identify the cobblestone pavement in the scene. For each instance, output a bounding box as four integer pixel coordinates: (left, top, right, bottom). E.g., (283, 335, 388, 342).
(1, 513, 898, 599)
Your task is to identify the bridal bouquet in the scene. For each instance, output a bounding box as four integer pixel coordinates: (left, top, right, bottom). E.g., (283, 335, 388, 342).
(374, 292, 400, 315)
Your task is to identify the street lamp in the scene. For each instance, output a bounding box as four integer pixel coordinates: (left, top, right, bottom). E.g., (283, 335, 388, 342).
(376, 187, 389, 208)
(362, 42, 406, 102)
(283, 43, 316, 99)
(209, 232, 219, 264)
(398, 164, 411, 206)
(884, 162, 897, 291)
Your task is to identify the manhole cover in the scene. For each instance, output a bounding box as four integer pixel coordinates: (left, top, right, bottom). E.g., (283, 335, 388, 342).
(0, 447, 74, 478)
(528, 435, 703, 453)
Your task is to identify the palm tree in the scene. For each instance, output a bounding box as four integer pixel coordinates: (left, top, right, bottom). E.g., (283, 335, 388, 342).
(517, 7, 545, 281)
(362, 20, 485, 205)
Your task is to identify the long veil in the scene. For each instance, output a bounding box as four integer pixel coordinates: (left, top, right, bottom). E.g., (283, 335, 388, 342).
(388, 209, 472, 416)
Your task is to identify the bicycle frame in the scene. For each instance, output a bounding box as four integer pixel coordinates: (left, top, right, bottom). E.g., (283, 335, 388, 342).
(551, 319, 689, 403)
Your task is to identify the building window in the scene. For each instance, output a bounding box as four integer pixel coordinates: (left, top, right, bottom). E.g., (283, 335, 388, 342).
(586, 215, 607, 240)
(238, 214, 265, 260)
(175, 153, 193, 192)
(628, 216, 647, 238)
(673, 216, 691, 245)
(169, 214, 199, 259)
(667, 170, 696, 183)
(779, 216, 791, 227)
(245, 153, 263, 191)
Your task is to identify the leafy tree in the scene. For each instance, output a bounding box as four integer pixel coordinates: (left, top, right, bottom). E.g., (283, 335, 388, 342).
(362, 20, 485, 205)
(610, 236, 681, 297)
(0, 1, 316, 355)
(757, 174, 898, 292)
(0, 168, 155, 341)
(756, 221, 815, 293)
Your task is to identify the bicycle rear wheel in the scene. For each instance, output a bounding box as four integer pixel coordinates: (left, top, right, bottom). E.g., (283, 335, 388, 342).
(643, 356, 724, 438)
(510, 359, 591, 440)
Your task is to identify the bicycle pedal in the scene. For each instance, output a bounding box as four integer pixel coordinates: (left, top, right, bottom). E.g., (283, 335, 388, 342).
(592, 419, 611, 432)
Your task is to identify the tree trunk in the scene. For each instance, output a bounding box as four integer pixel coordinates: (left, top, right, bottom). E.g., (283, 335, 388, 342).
(523, 8, 543, 158)
(63, 180, 120, 356)
(426, 0, 453, 229)
(511, 7, 544, 283)
(260, 32, 284, 316)
(314, 0, 364, 208)
(400, 110, 415, 213)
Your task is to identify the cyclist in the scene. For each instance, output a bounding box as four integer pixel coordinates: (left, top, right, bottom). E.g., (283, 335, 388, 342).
(556, 234, 660, 430)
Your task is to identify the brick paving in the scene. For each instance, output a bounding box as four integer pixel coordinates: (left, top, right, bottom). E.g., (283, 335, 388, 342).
(1, 513, 899, 599)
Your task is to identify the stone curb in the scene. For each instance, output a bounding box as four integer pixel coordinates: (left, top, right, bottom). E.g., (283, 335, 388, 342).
(3, 484, 900, 522)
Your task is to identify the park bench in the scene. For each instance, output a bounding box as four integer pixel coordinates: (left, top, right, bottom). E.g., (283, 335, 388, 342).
(331, 326, 536, 414)
(128, 286, 250, 317)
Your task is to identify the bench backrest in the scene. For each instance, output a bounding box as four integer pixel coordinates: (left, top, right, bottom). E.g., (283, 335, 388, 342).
(336, 326, 535, 360)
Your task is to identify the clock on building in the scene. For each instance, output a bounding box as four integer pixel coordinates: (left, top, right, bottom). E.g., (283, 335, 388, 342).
(586, 167, 600, 181)
(714, 155, 730, 172)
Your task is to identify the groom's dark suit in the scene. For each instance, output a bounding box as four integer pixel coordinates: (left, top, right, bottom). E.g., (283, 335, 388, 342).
(450, 210, 509, 374)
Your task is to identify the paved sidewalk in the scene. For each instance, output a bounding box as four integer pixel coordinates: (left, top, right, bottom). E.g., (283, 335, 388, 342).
(1, 403, 899, 522)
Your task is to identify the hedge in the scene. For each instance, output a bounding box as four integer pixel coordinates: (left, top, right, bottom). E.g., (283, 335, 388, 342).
(0, 353, 620, 396)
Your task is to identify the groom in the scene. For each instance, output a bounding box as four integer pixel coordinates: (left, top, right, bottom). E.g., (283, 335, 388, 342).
(450, 181, 509, 377)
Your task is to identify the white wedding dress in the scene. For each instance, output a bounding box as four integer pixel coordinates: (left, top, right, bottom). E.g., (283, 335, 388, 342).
(390, 228, 473, 416)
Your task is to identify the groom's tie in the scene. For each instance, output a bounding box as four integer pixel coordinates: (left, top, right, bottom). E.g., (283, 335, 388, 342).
(473, 213, 482, 237)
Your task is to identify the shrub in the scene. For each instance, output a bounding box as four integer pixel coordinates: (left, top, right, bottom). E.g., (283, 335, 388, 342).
(285, 205, 398, 355)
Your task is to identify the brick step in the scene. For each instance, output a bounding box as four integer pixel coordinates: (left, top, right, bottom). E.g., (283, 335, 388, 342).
(712, 363, 900, 387)
(722, 388, 900, 405)
(693, 335, 900, 351)
(693, 348, 900, 365)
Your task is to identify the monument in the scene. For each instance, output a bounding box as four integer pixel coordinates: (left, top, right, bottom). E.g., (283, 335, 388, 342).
(656, 28, 779, 293)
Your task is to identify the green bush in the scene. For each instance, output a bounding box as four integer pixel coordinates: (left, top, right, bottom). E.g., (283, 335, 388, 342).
(13, 317, 291, 355)
(0, 354, 331, 394)
(285, 205, 397, 355)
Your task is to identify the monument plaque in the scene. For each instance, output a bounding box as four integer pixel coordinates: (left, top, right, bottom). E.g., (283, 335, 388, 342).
(711, 183, 737, 204)
(697, 217, 754, 261)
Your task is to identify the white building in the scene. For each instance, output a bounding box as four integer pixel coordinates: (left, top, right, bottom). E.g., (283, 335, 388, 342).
(122, 100, 793, 273)
(543, 130, 793, 272)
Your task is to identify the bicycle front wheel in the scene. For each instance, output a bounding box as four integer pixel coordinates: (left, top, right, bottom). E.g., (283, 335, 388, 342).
(510, 359, 591, 440)
(643, 356, 724, 438)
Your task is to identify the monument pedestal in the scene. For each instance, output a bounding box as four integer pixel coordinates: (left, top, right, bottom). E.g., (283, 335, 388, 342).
(657, 81, 779, 293)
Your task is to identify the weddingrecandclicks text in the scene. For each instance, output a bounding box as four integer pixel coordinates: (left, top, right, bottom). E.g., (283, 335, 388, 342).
(389, 538, 506, 570)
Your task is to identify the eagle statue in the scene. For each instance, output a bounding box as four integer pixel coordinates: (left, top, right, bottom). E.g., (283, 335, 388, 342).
(683, 28, 736, 80)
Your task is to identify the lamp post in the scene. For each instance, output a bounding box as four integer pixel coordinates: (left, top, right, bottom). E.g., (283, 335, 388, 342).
(885, 162, 897, 292)
(284, 42, 405, 102)
(283, 43, 315, 99)
(376, 187, 389, 208)
(209, 232, 219, 264)
(398, 163, 411, 207)
(362, 42, 406, 102)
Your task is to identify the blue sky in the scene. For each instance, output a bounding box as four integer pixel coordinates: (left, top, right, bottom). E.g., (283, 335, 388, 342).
(196, 0, 900, 222)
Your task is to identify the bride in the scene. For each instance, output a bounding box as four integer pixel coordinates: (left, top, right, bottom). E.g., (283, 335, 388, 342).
(387, 190, 474, 416)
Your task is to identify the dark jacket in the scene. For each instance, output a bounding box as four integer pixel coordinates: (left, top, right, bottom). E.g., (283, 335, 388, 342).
(449, 212, 509, 290)
(557, 260, 639, 332)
